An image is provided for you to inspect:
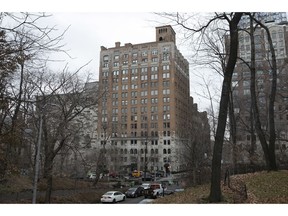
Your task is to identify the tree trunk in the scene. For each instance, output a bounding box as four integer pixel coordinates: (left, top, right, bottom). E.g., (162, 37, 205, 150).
(44, 158, 53, 203)
(250, 14, 278, 171)
(228, 90, 237, 167)
(209, 13, 242, 203)
(249, 15, 271, 168)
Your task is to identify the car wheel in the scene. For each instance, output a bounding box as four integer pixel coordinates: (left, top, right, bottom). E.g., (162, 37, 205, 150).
(113, 199, 116, 203)
(123, 196, 126, 201)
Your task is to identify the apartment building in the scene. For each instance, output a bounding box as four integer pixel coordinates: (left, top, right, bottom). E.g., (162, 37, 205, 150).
(97, 25, 199, 173)
(239, 12, 287, 28)
(229, 18, 288, 165)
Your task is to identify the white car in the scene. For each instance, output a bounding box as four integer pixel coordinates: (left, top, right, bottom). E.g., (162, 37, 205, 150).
(100, 191, 126, 203)
(141, 183, 150, 190)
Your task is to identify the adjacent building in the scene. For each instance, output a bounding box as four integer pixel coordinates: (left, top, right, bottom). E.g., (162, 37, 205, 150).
(227, 15, 288, 165)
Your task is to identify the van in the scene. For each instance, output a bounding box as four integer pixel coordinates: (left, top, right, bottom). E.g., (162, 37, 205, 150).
(132, 170, 142, 178)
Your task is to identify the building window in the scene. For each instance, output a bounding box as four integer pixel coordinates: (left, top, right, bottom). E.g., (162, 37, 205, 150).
(163, 97, 170, 103)
(113, 70, 119, 76)
(131, 68, 138, 74)
(131, 76, 138, 82)
(151, 74, 158, 80)
(141, 75, 148, 81)
(151, 98, 158, 104)
(150, 82, 158, 88)
(163, 65, 170, 71)
(163, 89, 170, 95)
(141, 82, 148, 88)
(151, 106, 158, 112)
(151, 114, 158, 121)
(163, 105, 170, 111)
(141, 67, 148, 73)
(141, 98, 148, 104)
(152, 49, 158, 55)
(131, 99, 137, 105)
(131, 91, 137, 97)
(131, 107, 137, 113)
(131, 84, 138, 89)
(121, 100, 128, 106)
(163, 131, 170, 137)
(151, 66, 158, 72)
(103, 55, 109, 61)
(141, 90, 148, 97)
(163, 114, 170, 120)
(121, 108, 127, 113)
(152, 57, 158, 62)
(132, 53, 138, 58)
(151, 90, 158, 96)
(163, 81, 170, 87)
(162, 53, 169, 61)
(122, 84, 128, 90)
(142, 51, 148, 56)
(163, 73, 170, 79)
(163, 122, 170, 128)
(121, 92, 128, 98)
(122, 69, 128, 75)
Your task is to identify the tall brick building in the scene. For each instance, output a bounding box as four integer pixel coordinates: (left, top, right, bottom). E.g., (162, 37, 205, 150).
(97, 25, 210, 173)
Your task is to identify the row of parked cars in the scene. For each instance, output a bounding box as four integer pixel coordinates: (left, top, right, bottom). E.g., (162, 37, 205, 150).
(101, 184, 146, 203)
(101, 181, 177, 203)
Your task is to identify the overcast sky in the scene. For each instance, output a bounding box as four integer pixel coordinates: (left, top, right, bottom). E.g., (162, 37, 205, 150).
(46, 12, 165, 78)
(3, 1, 287, 113)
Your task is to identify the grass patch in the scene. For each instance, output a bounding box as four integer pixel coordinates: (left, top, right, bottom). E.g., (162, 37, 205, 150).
(154, 170, 288, 204)
(245, 170, 288, 203)
(0, 175, 32, 193)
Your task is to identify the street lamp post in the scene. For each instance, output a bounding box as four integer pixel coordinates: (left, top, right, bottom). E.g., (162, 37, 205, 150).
(144, 139, 147, 180)
(32, 112, 43, 204)
(32, 102, 59, 204)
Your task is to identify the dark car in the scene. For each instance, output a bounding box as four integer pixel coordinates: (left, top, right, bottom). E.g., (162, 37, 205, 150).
(141, 173, 154, 181)
(125, 186, 144, 198)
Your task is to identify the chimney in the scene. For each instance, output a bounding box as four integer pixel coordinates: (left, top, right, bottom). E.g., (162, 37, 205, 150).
(115, 42, 121, 47)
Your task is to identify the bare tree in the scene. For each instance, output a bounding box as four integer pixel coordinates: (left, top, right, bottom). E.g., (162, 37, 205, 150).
(0, 12, 68, 179)
(30, 65, 99, 203)
(249, 14, 278, 170)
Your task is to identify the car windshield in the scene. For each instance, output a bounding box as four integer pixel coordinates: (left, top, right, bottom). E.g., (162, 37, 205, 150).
(104, 192, 114, 196)
(128, 188, 137, 191)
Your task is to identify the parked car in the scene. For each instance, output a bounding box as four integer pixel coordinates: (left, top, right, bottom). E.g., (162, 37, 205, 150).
(143, 183, 165, 199)
(141, 173, 154, 181)
(100, 191, 126, 203)
(141, 183, 150, 190)
(125, 186, 144, 198)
